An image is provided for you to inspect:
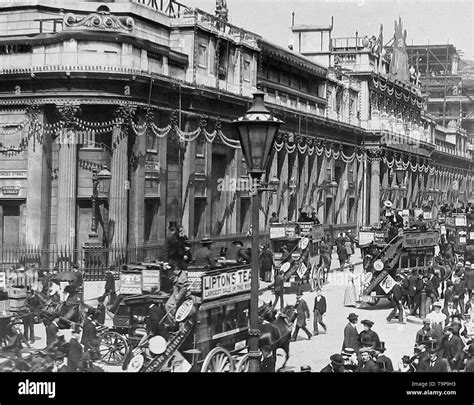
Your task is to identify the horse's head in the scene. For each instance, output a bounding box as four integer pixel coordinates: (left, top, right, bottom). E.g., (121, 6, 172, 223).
(258, 302, 276, 323)
(281, 305, 297, 323)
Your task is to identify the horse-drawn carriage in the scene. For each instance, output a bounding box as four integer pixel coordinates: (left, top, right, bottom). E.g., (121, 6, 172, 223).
(269, 222, 325, 294)
(97, 262, 295, 372)
(359, 227, 439, 306)
(444, 212, 474, 262)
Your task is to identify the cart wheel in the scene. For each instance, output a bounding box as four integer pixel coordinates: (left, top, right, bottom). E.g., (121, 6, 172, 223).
(367, 298, 380, 306)
(200, 347, 235, 372)
(236, 353, 250, 372)
(98, 331, 129, 365)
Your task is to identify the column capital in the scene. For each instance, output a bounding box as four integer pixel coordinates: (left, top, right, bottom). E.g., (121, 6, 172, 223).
(367, 147, 383, 162)
(56, 103, 81, 127)
(114, 103, 137, 125)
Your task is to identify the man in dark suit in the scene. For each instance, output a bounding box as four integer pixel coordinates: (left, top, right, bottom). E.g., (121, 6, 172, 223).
(45, 316, 60, 348)
(408, 270, 422, 315)
(441, 325, 465, 371)
(194, 238, 217, 269)
(313, 289, 327, 336)
(81, 309, 98, 350)
(357, 347, 378, 372)
(23, 289, 41, 343)
(342, 313, 360, 352)
(320, 353, 345, 373)
(373, 342, 393, 372)
(452, 274, 467, 315)
(415, 319, 439, 345)
(291, 292, 311, 341)
(272, 270, 285, 311)
(425, 342, 449, 372)
(67, 329, 83, 372)
(387, 276, 405, 323)
(466, 264, 474, 300)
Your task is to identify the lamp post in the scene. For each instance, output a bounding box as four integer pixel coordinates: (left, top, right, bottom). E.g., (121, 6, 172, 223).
(233, 91, 283, 373)
(87, 165, 112, 244)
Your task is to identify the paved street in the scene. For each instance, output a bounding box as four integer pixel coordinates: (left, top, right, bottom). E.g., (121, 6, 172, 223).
(259, 249, 420, 372)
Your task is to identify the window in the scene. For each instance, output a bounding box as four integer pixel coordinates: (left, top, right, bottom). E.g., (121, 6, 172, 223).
(144, 199, 160, 242)
(193, 198, 207, 238)
(243, 58, 251, 82)
(198, 43, 208, 68)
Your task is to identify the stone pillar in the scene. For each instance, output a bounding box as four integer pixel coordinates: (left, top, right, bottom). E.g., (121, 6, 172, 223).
(56, 133, 77, 246)
(368, 148, 382, 226)
(128, 110, 146, 246)
(25, 107, 51, 245)
(108, 126, 128, 245)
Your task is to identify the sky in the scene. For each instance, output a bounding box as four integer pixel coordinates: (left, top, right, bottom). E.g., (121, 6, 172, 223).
(183, 0, 474, 59)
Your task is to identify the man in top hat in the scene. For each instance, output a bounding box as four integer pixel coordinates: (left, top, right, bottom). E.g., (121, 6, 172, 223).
(425, 341, 449, 372)
(342, 313, 360, 352)
(357, 347, 378, 372)
(194, 238, 217, 269)
(67, 328, 84, 372)
(441, 324, 465, 371)
(373, 341, 393, 372)
(291, 291, 312, 341)
(358, 320, 381, 348)
(414, 336, 431, 372)
(320, 354, 345, 372)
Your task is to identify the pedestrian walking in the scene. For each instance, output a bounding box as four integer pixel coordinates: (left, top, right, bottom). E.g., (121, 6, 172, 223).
(291, 292, 312, 341)
(272, 270, 285, 311)
(452, 273, 467, 316)
(335, 233, 348, 271)
(23, 289, 40, 344)
(344, 264, 358, 307)
(342, 313, 360, 352)
(312, 289, 327, 336)
(386, 276, 405, 323)
(103, 268, 117, 307)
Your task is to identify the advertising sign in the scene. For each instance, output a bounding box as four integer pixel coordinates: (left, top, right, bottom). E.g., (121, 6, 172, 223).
(141, 270, 160, 292)
(296, 262, 308, 279)
(403, 232, 438, 248)
(358, 231, 374, 246)
(187, 271, 205, 293)
(119, 272, 142, 295)
(270, 226, 286, 239)
(202, 267, 251, 301)
(380, 274, 395, 294)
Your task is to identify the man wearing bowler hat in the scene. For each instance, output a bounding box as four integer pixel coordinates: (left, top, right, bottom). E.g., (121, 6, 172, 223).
(320, 354, 345, 372)
(194, 238, 217, 269)
(358, 319, 381, 348)
(373, 341, 393, 372)
(342, 313, 360, 352)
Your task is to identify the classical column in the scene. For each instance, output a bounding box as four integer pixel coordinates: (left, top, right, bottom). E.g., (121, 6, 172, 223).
(108, 125, 128, 245)
(56, 137, 77, 246)
(25, 106, 51, 245)
(368, 148, 383, 226)
(55, 104, 80, 246)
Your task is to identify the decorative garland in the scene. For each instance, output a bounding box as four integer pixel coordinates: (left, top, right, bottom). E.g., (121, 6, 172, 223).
(372, 76, 425, 108)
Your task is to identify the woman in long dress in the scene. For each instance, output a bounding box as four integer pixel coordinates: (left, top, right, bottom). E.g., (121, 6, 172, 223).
(344, 264, 358, 307)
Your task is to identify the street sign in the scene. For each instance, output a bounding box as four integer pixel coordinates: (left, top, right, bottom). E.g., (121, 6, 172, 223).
(380, 274, 395, 294)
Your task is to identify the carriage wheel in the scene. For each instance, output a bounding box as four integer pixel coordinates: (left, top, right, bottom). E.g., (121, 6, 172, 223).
(200, 347, 235, 372)
(98, 331, 129, 365)
(236, 353, 250, 372)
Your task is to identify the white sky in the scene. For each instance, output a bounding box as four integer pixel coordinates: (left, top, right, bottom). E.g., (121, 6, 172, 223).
(183, 0, 474, 59)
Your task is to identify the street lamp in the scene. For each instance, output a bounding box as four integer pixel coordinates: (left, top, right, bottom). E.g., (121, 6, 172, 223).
(233, 91, 283, 373)
(89, 165, 112, 242)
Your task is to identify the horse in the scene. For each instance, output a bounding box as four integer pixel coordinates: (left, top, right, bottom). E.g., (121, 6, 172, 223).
(257, 302, 296, 371)
(432, 255, 454, 299)
(35, 291, 84, 329)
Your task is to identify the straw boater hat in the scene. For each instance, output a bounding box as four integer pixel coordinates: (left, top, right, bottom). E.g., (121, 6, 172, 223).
(359, 347, 373, 354)
(433, 301, 442, 308)
(200, 238, 213, 245)
(384, 200, 393, 208)
(342, 348, 355, 357)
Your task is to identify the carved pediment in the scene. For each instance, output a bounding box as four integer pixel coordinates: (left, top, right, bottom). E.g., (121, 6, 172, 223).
(64, 10, 134, 33)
